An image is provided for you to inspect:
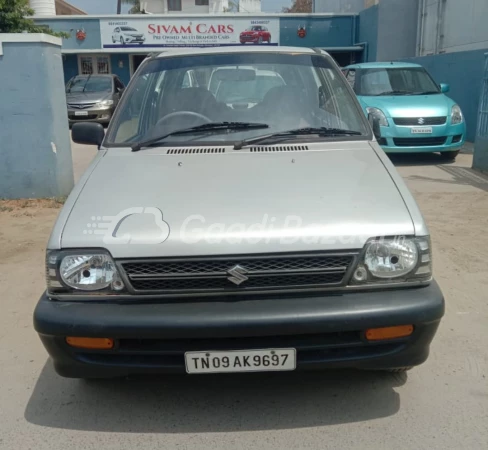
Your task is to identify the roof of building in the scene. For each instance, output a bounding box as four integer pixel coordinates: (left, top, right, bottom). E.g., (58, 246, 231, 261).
(55, 0, 86, 15)
(344, 61, 423, 69)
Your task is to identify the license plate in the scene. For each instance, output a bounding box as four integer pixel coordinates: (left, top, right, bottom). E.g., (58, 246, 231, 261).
(185, 348, 296, 374)
(411, 127, 432, 134)
(74, 111, 89, 116)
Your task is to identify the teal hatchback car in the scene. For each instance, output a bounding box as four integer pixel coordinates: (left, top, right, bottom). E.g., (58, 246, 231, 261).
(343, 62, 465, 160)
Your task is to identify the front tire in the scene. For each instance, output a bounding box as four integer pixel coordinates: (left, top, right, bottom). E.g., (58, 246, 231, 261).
(440, 150, 459, 161)
(120, 37, 125, 46)
(258, 37, 263, 44)
(386, 367, 413, 373)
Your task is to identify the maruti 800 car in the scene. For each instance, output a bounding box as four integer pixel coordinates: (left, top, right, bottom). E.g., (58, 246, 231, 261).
(343, 62, 465, 160)
(34, 47, 444, 379)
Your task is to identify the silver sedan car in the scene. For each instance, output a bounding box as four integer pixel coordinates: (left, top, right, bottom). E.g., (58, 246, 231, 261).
(65, 74, 125, 126)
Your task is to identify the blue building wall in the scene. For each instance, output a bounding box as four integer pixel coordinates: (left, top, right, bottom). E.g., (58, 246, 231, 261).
(62, 54, 78, 83)
(358, 5, 378, 62)
(0, 39, 73, 198)
(404, 49, 488, 142)
(110, 54, 131, 86)
(279, 16, 355, 48)
(36, 18, 102, 51)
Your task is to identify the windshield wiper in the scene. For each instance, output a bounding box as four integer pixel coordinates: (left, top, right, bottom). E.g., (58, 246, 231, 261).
(82, 74, 92, 93)
(233, 127, 362, 150)
(376, 90, 412, 96)
(412, 90, 440, 95)
(131, 122, 269, 152)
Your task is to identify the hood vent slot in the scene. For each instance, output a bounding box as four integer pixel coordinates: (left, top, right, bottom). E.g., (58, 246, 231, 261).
(166, 148, 226, 155)
(250, 145, 309, 152)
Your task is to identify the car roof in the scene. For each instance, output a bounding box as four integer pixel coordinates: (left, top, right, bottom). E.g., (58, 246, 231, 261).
(154, 46, 318, 59)
(73, 74, 116, 78)
(344, 62, 423, 70)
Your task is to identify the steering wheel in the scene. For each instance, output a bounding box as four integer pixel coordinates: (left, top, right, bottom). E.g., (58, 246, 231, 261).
(156, 111, 212, 128)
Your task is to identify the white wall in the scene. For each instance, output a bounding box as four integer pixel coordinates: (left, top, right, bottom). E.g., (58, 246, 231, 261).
(145, 0, 229, 13)
(239, 0, 261, 13)
(419, 0, 488, 55)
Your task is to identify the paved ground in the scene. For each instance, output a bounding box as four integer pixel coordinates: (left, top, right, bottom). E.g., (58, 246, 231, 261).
(0, 141, 487, 450)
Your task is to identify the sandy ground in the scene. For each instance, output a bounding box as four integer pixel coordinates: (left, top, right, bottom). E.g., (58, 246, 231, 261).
(0, 142, 487, 449)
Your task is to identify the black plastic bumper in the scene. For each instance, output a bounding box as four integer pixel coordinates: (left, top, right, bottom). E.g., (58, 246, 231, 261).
(34, 282, 444, 378)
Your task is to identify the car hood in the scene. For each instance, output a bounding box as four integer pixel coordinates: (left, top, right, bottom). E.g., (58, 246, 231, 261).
(57, 143, 415, 258)
(66, 92, 111, 103)
(359, 93, 454, 118)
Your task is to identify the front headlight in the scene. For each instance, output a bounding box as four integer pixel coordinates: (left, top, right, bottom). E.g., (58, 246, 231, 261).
(366, 107, 389, 127)
(46, 250, 125, 296)
(96, 100, 114, 109)
(351, 236, 432, 284)
(451, 104, 463, 124)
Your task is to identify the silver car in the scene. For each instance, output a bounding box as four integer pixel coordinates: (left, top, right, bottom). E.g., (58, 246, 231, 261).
(35, 47, 444, 379)
(66, 74, 125, 126)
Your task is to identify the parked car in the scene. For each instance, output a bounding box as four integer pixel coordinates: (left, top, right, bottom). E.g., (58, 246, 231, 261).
(343, 62, 465, 160)
(65, 74, 125, 126)
(35, 47, 444, 379)
(240, 25, 271, 44)
(112, 26, 145, 45)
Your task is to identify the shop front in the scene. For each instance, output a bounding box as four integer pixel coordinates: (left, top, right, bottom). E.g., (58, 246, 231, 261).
(34, 14, 365, 84)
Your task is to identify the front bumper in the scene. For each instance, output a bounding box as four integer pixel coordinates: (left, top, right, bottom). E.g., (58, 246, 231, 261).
(379, 121, 466, 153)
(68, 108, 113, 124)
(34, 282, 444, 378)
(240, 35, 260, 43)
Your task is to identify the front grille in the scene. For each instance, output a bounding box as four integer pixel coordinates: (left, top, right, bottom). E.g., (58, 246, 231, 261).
(120, 253, 356, 296)
(68, 103, 96, 109)
(70, 114, 98, 121)
(393, 116, 446, 126)
(393, 137, 447, 147)
(452, 134, 463, 143)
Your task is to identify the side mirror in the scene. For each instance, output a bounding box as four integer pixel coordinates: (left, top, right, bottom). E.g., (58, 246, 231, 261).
(72, 122, 105, 147)
(368, 113, 382, 140)
(440, 83, 450, 93)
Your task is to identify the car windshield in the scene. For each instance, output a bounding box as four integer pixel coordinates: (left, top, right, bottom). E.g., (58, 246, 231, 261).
(245, 26, 260, 31)
(121, 27, 137, 31)
(67, 76, 112, 93)
(106, 52, 369, 145)
(355, 67, 440, 96)
(215, 73, 285, 103)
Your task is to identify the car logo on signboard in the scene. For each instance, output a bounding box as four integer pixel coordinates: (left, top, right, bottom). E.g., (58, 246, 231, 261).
(227, 265, 249, 286)
(418, 118, 425, 125)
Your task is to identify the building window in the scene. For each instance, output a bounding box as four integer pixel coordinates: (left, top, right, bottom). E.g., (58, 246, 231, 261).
(168, 0, 182, 11)
(195, 0, 209, 5)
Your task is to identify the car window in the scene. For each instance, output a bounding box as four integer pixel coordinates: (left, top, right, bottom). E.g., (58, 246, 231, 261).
(66, 76, 112, 93)
(356, 67, 440, 95)
(107, 53, 369, 146)
(215, 73, 284, 103)
(114, 78, 125, 91)
(345, 69, 356, 89)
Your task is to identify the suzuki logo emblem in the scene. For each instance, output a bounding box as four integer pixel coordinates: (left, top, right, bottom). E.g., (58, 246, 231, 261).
(227, 265, 249, 286)
(418, 118, 425, 125)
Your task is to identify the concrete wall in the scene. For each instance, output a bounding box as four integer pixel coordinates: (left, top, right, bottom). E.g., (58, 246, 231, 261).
(358, 5, 378, 61)
(405, 49, 487, 142)
(314, 0, 364, 14)
(0, 35, 74, 199)
(280, 15, 355, 48)
(419, 0, 488, 56)
(35, 17, 102, 51)
(376, 0, 418, 61)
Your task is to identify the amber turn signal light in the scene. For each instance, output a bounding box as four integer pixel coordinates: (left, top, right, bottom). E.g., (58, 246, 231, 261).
(365, 325, 414, 341)
(66, 337, 114, 349)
